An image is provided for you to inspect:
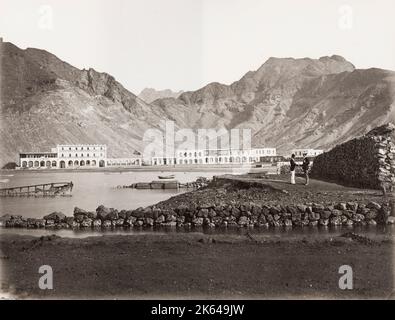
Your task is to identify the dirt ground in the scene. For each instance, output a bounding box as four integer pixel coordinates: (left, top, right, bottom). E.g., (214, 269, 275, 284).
(0, 232, 393, 299)
(156, 174, 387, 210)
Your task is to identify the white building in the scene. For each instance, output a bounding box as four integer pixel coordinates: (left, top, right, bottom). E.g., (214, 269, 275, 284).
(106, 158, 142, 167)
(19, 144, 142, 169)
(291, 148, 324, 158)
(19, 152, 59, 169)
(56, 144, 107, 168)
(151, 147, 276, 166)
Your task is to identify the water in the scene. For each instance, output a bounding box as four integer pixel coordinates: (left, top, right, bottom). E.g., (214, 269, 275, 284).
(1, 224, 393, 239)
(0, 170, 230, 218)
(1, 170, 393, 239)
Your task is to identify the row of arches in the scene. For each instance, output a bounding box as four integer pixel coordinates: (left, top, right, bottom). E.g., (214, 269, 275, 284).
(59, 160, 105, 168)
(152, 156, 256, 166)
(21, 160, 57, 168)
(21, 159, 106, 168)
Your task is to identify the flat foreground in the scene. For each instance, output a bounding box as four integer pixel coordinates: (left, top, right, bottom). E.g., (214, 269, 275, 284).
(0, 232, 393, 299)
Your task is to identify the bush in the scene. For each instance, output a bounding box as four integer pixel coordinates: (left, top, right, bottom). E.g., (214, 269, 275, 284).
(2, 162, 18, 169)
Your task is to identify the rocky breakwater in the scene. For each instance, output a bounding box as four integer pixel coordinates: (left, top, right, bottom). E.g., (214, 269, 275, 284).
(311, 123, 395, 191)
(1, 200, 394, 230)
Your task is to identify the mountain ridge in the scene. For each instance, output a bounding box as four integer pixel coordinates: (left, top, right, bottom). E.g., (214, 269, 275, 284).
(138, 88, 183, 103)
(1, 41, 394, 166)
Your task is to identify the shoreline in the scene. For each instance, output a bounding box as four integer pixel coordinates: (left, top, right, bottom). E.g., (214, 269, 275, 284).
(1, 164, 270, 174)
(1, 175, 393, 231)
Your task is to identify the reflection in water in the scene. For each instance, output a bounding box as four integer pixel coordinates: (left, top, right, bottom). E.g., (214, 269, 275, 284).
(1, 225, 393, 239)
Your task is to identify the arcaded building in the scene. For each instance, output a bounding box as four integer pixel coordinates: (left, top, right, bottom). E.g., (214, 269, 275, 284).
(19, 144, 108, 169)
(151, 147, 277, 166)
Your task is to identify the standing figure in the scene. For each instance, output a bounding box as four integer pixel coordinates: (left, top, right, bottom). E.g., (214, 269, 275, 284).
(302, 153, 310, 186)
(290, 154, 296, 185)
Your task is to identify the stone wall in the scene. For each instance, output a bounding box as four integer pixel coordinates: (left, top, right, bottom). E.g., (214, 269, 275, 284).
(311, 123, 395, 190)
(1, 200, 394, 230)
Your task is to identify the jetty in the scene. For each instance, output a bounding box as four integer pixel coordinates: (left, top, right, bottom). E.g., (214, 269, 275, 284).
(0, 182, 73, 197)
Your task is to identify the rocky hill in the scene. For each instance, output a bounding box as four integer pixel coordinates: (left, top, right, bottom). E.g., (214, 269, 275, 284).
(153, 56, 395, 152)
(0, 41, 170, 164)
(138, 88, 183, 103)
(1, 40, 394, 165)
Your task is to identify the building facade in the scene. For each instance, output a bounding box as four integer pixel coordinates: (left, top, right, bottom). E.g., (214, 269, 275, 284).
(151, 148, 277, 166)
(291, 148, 324, 158)
(19, 152, 59, 169)
(56, 144, 107, 168)
(19, 144, 142, 169)
(106, 158, 142, 167)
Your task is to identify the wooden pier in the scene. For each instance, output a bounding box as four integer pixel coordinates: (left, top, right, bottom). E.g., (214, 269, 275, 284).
(0, 182, 74, 197)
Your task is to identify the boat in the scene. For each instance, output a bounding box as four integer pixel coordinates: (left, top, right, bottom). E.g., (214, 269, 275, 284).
(157, 174, 175, 179)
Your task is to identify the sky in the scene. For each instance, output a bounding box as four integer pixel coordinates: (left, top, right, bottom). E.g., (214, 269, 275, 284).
(1, 0, 395, 94)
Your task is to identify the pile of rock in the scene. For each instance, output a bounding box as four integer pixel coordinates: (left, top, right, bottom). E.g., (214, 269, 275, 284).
(311, 123, 395, 190)
(1, 200, 394, 230)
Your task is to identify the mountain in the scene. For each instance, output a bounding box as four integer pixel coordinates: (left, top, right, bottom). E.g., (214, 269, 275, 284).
(138, 88, 183, 103)
(1, 40, 394, 166)
(0, 41, 171, 165)
(153, 55, 395, 152)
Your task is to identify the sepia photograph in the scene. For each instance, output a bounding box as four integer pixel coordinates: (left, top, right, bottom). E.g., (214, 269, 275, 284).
(0, 0, 394, 308)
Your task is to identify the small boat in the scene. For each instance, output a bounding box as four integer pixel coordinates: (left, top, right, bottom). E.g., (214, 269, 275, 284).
(158, 174, 175, 179)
